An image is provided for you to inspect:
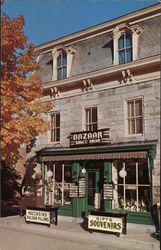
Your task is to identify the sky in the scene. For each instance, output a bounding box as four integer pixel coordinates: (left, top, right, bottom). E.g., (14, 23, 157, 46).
(2, 0, 160, 47)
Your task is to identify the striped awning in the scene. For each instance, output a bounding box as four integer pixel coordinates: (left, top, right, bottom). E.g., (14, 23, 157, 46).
(42, 151, 147, 162)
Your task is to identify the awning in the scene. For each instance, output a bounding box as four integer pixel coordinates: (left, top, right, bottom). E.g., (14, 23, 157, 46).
(42, 151, 147, 162)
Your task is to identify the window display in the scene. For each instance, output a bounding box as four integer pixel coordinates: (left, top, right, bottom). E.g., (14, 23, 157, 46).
(112, 159, 151, 212)
(45, 163, 72, 206)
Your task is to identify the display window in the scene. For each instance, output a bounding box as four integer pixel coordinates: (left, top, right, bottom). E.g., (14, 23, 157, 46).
(112, 159, 151, 212)
(45, 162, 72, 206)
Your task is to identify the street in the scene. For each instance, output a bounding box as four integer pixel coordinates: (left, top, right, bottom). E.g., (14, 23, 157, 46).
(0, 227, 115, 250)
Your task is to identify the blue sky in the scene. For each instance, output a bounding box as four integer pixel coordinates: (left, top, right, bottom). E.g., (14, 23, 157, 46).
(2, 0, 159, 47)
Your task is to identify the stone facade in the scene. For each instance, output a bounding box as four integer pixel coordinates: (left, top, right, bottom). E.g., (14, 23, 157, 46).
(26, 4, 160, 212)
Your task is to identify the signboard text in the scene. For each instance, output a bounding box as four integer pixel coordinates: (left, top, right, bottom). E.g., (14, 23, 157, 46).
(88, 215, 123, 233)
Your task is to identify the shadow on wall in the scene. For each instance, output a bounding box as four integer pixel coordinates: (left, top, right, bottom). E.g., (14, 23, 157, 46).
(0, 161, 22, 201)
(24, 137, 40, 186)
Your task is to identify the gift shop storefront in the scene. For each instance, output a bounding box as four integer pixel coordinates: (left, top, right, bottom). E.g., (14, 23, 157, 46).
(38, 135, 157, 225)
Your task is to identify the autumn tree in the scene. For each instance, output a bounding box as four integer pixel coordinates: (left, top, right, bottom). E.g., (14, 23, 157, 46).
(1, 7, 52, 166)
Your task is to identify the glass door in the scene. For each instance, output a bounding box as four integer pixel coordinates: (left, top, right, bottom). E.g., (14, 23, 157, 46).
(87, 170, 100, 211)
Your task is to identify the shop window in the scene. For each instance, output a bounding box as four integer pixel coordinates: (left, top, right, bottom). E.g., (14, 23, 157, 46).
(51, 113, 60, 142)
(118, 33, 132, 64)
(112, 159, 151, 212)
(85, 107, 98, 131)
(127, 98, 143, 135)
(57, 51, 67, 80)
(45, 163, 72, 206)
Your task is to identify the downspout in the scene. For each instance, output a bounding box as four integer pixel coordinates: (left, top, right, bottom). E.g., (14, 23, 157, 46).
(148, 157, 153, 207)
(42, 161, 46, 208)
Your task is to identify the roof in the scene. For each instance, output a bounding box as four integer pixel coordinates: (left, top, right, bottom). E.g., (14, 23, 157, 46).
(35, 3, 161, 52)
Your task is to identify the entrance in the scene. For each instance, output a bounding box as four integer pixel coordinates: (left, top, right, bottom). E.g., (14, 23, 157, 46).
(87, 169, 101, 212)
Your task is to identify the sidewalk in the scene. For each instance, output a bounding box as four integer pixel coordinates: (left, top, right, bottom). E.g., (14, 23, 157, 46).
(0, 215, 160, 250)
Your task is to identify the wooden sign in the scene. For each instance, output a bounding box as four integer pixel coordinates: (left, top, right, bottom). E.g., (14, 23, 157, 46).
(26, 209, 50, 225)
(88, 214, 123, 234)
(104, 183, 113, 200)
(78, 178, 86, 197)
(69, 183, 78, 198)
(70, 129, 110, 147)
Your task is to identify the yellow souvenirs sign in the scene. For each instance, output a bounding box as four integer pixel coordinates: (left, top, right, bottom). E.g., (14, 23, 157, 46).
(88, 214, 123, 234)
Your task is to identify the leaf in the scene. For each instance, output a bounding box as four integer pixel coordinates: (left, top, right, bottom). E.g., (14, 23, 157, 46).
(1, 11, 53, 166)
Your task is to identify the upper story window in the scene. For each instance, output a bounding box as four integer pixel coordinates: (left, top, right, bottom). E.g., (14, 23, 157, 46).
(118, 33, 132, 64)
(127, 98, 143, 135)
(51, 113, 60, 142)
(52, 46, 77, 81)
(85, 107, 97, 131)
(57, 51, 67, 80)
(113, 24, 143, 65)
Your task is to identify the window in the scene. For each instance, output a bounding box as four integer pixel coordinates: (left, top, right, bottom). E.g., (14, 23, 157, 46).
(85, 107, 97, 131)
(127, 98, 143, 135)
(113, 159, 151, 212)
(118, 33, 132, 64)
(113, 24, 143, 65)
(57, 51, 67, 80)
(45, 163, 72, 206)
(51, 113, 60, 142)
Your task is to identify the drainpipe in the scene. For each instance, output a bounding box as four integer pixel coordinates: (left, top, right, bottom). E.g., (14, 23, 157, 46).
(42, 162, 46, 208)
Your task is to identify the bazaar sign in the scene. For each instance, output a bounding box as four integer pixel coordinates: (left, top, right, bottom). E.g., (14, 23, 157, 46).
(70, 129, 110, 147)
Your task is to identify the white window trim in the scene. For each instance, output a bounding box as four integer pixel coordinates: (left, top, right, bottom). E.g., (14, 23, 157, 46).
(47, 112, 61, 144)
(124, 96, 144, 137)
(113, 23, 143, 65)
(83, 106, 98, 131)
(52, 46, 77, 81)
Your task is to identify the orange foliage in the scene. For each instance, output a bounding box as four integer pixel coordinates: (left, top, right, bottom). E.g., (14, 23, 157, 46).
(1, 12, 52, 165)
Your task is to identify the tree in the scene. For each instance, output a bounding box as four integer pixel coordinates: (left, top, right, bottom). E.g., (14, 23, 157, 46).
(1, 161, 21, 200)
(1, 7, 52, 166)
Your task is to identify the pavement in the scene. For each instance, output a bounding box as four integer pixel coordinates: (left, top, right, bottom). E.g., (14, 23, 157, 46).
(0, 215, 160, 250)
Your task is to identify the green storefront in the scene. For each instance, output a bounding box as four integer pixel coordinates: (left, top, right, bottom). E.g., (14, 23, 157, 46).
(38, 141, 156, 225)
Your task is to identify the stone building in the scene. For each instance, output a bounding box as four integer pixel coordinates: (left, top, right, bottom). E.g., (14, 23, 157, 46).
(24, 3, 160, 225)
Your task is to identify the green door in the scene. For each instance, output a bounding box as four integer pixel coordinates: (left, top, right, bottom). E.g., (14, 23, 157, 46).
(87, 170, 100, 212)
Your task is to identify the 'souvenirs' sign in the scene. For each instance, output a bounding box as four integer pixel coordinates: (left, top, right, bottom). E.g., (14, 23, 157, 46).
(70, 129, 110, 147)
(26, 209, 50, 225)
(88, 214, 123, 234)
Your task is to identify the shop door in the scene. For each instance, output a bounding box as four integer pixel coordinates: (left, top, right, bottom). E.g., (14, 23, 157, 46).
(87, 170, 100, 212)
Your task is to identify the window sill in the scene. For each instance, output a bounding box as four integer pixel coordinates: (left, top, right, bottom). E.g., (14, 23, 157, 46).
(126, 133, 144, 137)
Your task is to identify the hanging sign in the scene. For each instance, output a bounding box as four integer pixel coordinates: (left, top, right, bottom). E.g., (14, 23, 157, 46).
(70, 129, 110, 147)
(78, 178, 86, 197)
(69, 183, 78, 197)
(103, 183, 113, 200)
(94, 193, 101, 209)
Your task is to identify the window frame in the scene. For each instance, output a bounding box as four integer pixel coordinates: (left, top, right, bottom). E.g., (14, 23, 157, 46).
(85, 107, 98, 131)
(118, 32, 132, 64)
(56, 51, 67, 80)
(45, 163, 73, 206)
(50, 112, 60, 143)
(113, 160, 151, 212)
(113, 23, 143, 65)
(126, 98, 143, 135)
(125, 97, 143, 136)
